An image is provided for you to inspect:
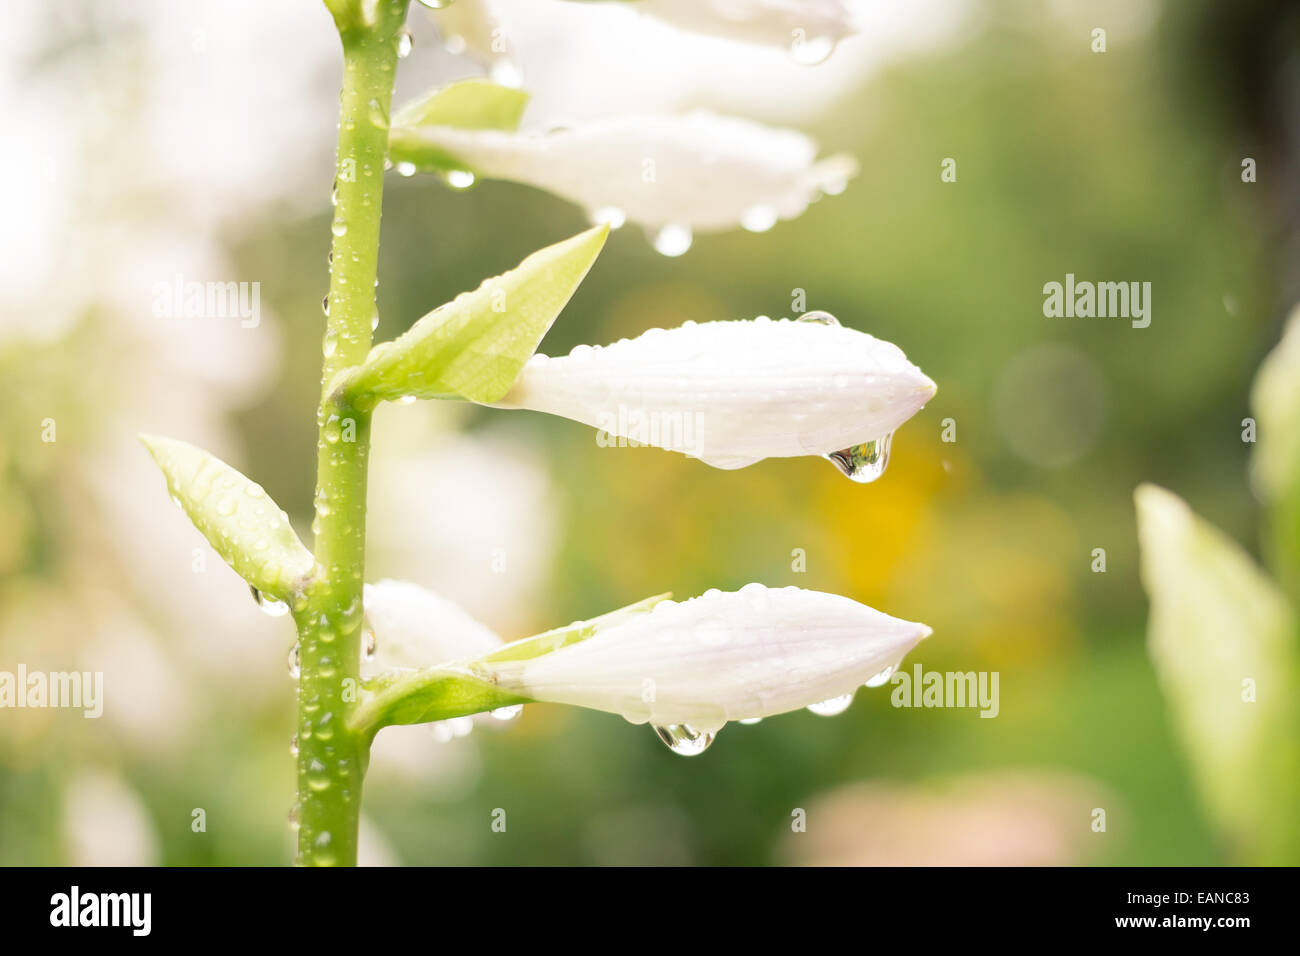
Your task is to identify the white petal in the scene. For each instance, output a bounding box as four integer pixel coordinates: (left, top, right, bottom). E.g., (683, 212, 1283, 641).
(398, 111, 856, 233)
(362, 579, 502, 678)
(638, 0, 858, 51)
(493, 317, 936, 467)
(482, 584, 930, 728)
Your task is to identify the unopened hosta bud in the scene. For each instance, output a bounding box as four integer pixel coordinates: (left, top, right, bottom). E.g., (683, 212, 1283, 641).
(492, 314, 936, 479)
(389, 111, 856, 244)
(362, 579, 501, 679)
(478, 584, 930, 736)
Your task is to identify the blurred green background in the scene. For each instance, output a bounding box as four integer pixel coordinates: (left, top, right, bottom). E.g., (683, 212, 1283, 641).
(2, 0, 1298, 865)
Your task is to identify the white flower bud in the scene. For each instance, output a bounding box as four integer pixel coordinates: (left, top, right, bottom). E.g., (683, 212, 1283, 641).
(394, 111, 856, 240)
(479, 584, 930, 732)
(493, 315, 936, 477)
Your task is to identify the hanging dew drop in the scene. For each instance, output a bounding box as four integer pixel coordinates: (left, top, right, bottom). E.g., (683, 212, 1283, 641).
(739, 717, 763, 725)
(395, 30, 413, 58)
(250, 585, 289, 617)
(653, 723, 716, 756)
(652, 224, 692, 257)
(491, 705, 523, 722)
(741, 205, 778, 233)
(416, 0, 455, 9)
(331, 219, 348, 237)
(864, 665, 896, 688)
(807, 693, 854, 716)
(395, 161, 416, 177)
(287, 642, 301, 679)
(797, 310, 840, 326)
(445, 169, 475, 190)
(826, 432, 893, 484)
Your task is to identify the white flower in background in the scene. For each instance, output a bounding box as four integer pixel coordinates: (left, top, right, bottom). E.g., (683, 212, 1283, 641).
(61, 770, 160, 867)
(480, 584, 930, 753)
(366, 413, 558, 632)
(636, 0, 858, 61)
(362, 578, 503, 680)
(780, 771, 1118, 866)
(428, 0, 523, 86)
(362, 579, 521, 744)
(392, 111, 856, 245)
(492, 315, 936, 478)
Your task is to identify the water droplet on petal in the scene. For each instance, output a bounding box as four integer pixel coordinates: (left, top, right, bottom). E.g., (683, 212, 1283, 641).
(489, 59, 523, 88)
(331, 219, 348, 237)
(653, 723, 716, 756)
(741, 205, 778, 233)
(287, 642, 301, 678)
(826, 433, 893, 484)
(367, 98, 389, 130)
(652, 224, 693, 257)
(806, 693, 854, 716)
(797, 310, 840, 326)
(791, 32, 837, 66)
(395, 30, 413, 58)
(250, 585, 290, 617)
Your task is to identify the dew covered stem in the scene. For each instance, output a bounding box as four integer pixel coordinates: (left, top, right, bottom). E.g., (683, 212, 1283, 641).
(296, 0, 410, 867)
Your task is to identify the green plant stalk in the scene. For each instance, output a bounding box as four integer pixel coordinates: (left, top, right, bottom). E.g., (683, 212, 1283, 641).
(294, 0, 409, 866)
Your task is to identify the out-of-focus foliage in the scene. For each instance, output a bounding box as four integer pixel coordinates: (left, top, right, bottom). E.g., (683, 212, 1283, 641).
(1251, 307, 1300, 596)
(1136, 485, 1300, 863)
(1, 0, 1295, 865)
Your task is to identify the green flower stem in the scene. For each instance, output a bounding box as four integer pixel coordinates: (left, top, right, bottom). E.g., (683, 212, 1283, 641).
(295, 0, 409, 867)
